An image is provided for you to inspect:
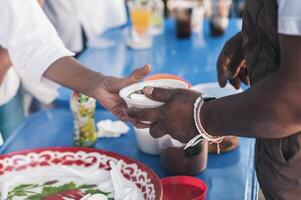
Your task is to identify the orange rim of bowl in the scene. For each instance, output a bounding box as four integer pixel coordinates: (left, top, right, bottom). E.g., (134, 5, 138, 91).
(145, 74, 192, 88)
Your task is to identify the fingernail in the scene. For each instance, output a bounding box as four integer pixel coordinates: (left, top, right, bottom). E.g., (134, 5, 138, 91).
(225, 70, 233, 79)
(144, 86, 154, 95)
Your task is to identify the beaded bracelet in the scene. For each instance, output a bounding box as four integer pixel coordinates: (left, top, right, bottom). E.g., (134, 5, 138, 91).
(184, 96, 224, 154)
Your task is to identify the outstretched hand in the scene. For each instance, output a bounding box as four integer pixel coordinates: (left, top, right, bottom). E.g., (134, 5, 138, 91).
(94, 64, 152, 122)
(126, 87, 201, 143)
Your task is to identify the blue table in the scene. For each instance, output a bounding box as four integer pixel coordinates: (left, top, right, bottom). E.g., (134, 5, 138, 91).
(54, 19, 243, 107)
(0, 108, 258, 200)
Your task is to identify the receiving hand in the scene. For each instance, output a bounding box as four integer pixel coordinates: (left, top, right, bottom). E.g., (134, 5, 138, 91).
(217, 32, 249, 89)
(93, 64, 152, 122)
(126, 87, 201, 143)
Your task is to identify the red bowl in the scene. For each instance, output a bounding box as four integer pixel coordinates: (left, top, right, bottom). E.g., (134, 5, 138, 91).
(161, 176, 207, 200)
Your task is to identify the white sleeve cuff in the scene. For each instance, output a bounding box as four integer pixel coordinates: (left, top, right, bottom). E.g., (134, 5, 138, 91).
(278, 18, 301, 36)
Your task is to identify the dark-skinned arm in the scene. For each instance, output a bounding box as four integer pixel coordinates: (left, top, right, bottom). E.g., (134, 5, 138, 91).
(126, 35, 301, 143)
(202, 34, 301, 139)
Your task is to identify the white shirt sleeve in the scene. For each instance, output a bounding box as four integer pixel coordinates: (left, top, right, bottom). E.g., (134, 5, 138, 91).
(278, 0, 301, 35)
(0, 0, 74, 86)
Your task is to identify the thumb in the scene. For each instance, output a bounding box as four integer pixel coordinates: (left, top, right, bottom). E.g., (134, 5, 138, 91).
(108, 64, 151, 93)
(143, 87, 180, 102)
(126, 64, 152, 85)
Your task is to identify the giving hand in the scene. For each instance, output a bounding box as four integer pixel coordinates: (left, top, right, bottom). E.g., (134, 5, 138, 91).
(93, 65, 152, 121)
(126, 87, 201, 143)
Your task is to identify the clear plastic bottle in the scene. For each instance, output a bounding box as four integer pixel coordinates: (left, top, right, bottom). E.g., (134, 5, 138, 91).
(70, 91, 97, 147)
(150, 0, 165, 35)
(191, 1, 206, 34)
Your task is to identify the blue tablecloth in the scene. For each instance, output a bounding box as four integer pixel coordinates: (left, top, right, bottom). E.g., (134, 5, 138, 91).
(54, 19, 243, 107)
(0, 108, 257, 200)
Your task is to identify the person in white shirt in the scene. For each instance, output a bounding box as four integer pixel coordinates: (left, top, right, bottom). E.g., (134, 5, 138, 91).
(0, 0, 150, 139)
(43, 0, 128, 56)
(126, 0, 301, 199)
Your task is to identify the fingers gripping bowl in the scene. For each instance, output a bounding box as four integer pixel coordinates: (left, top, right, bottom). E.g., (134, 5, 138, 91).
(119, 79, 189, 109)
(119, 79, 189, 155)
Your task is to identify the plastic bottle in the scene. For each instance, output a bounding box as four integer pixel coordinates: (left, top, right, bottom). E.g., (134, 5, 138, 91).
(150, 0, 165, 35)
(70, 91, 97, 147)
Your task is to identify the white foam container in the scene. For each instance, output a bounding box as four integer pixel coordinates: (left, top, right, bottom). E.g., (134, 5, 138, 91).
(120, 79, 189, 155)
(134, 128, 160, 155)
(120, 79, 189, 108)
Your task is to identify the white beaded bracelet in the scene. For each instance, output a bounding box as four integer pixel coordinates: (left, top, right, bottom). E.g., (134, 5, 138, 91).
(184, 96, 224, 154)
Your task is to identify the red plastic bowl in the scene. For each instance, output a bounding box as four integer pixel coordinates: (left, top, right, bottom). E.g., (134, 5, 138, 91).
(161, 176, 207, 200)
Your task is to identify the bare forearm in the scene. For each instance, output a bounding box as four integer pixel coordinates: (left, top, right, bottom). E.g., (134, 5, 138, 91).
(44, 56, 103, 98)
(201, 72, 301, 139)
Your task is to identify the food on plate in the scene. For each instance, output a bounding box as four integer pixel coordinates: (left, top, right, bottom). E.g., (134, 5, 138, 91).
(7, 181, 112, 200)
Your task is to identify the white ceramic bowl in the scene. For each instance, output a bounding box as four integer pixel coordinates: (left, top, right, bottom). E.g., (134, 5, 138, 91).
(119, 79, 189, 109)
(134, 128, 160, 155)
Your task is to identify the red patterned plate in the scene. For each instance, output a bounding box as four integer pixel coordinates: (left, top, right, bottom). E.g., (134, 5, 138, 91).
(0, 147, 163, 200)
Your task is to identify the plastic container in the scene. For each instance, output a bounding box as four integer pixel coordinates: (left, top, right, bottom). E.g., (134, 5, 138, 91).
(174, 3, 193, 38)
(150, 0, 165, 35)
(209, 0, 232, 36)
(127, 0, 153, 49)
(161, 176, 208, 200)
(134, 128, 160, 155)
(119, 79, 189, 109)
(191, 4, 205, 34)
(70, 92, 97, 147)
(145, 74, 192, 88)
(120, 79, 189, 155)
(159, 135, 208, 175)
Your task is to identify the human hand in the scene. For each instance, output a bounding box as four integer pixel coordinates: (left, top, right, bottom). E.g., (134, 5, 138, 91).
(217, 32, 249, 89)
(126, 87, 201, 143)
(92, 64, 152, 121)
(0, 48, 12, 85)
